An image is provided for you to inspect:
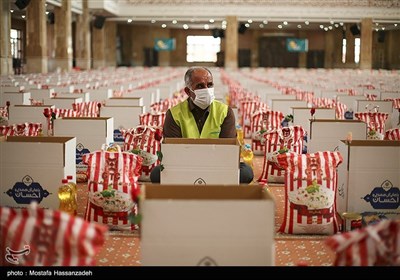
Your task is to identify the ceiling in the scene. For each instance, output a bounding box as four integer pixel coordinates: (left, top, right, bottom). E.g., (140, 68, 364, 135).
(8, 0, 400, 32)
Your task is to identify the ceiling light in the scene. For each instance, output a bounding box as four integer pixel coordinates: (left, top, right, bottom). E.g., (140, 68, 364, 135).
(319, 25, 324, 29)
(382, 27, 385, 30)
(172, 20, 177, 24)
(394, 23, 398, 26)
(161, 24, 167, 28)
(334, 24, 339, 28)
(259, 23, 264, 28)
(248, 19, 253, 23)
(324, 27, 328, 31)
(21, 15, 25, 19)
(245, 23, 250, 27)
(297, 25, 302, 28)
(204, 24, 209, 30)
(46, 11, 49, 15)
(340, 22, 344, 26)
(330, 20, 334, 24)
(278, 24, 282, 29)
(127, 19, 133, 23)
(283, 21, 288, 25)
(10, 9, 14, 13)
(263, 20, 268, 24)
(328, 26, 333, 30)
(305, 21, 309, 25)
(209, 19, 214, 23)
(222, 20, 227, 25)
(151, 19, 156, 23)
(183, 24, 189, 30)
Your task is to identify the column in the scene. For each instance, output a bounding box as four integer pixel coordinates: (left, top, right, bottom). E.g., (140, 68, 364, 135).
(25, 0, 47, 74)
(0, 0, 12, 75)
(104, 21, 116, 67)
(75, 0, 91, 70)
(345, 23, 355, 67)
(92, 23, 106, 69)
(225, 16, 238, 69)
(324, 31, 334, 68)
(53, 0, 72, 72)
(359, 18, 373, 69)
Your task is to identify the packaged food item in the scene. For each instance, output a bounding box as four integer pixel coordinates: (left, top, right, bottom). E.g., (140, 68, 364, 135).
(341, 212, 362, 232)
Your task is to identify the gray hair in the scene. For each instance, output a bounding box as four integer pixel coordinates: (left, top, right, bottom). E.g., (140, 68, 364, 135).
(184, 67, 213, 88)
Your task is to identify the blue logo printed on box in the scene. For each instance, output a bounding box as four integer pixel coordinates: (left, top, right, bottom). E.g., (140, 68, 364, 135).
(76, 143, 90, 164)
(6, 175, 49, 204)
(114, 129, 124, 142)
(362, 180, 400, 209)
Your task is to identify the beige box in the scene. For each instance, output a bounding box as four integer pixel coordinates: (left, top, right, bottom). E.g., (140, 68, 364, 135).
(44, 97, 82, 108)
(270, 99, 308, 116)
(160, 138, 240, 185)
(336, 95, 367, 112)
(0, 136, 76, 210)
(105, 97, 143, 107)
(8, 105, 55, 135)
(140, 185, 275, 266)
(292, 107, 336, 135)
(2, 92, 31, 106)
(336, 140, 400, 217)
(53, 117, 114, 174)
(308, 120, 367, 153)
(29, 88, 55, 101)
(87, 88, 113, 102)
(55, 92, 90, 102)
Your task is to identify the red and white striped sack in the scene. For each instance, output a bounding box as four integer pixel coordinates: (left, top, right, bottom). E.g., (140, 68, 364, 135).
(0, 107, 8, 118)
(239, 101, 269, 138)
(139, 112, 166, 127)
(276, 151, 343, 235)
(325, 219, 400, 266)
(250, 110, 284, 155)
(82, 146, 142, 231)
(384, 98, 400, 109)
(0, 123, 42, 136)
(384, 128, 400, 140)
(43, 108, 78, 132)
(0, 203, 107, 266)
(122, 125, 162, 182)
(354, 112, 389, 134)
(334, 102, 347, 120)
(72, 101, 101, 117)
(258, 126, 305, 184)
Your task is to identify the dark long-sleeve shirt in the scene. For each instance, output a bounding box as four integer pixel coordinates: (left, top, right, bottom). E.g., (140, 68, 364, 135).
(163, 98, 236, 138)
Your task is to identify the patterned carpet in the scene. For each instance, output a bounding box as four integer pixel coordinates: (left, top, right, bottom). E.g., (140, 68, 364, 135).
(77, 147, 336, 266)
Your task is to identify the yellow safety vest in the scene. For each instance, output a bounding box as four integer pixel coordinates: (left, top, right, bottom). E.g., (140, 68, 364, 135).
(170, 100, 228, 138)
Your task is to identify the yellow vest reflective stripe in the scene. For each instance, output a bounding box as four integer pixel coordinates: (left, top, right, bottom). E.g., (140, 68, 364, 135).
(170, 100, 228, 138)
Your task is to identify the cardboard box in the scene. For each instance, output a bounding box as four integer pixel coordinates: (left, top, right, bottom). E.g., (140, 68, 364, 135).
(29, 88, 55, 101)
(292, 107, 336, 135)
(44, 97, 83, 108)
(87, 88, 113, 101)
(308, 120, 367, 153)
(105, 97, 143, 107)
(99, 105, 145, 142)
(2, 92, 31, 106)
(0, 136, 76, 210)
(53, 117, 114, 175)
(336, 95, 367, 112)
(336, 140, 400, 217)
(8, 105, 55, 136)
(140, 185, 275, 266)
(270, 99, 308, 116)
(161, 138, 240, 185)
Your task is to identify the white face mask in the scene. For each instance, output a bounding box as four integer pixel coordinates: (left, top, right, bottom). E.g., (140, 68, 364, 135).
(191, 87, 215, 109)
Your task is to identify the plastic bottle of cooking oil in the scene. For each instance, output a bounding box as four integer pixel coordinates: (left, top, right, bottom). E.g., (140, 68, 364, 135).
(241, 143, 254, 169)
(58, 179, 75, 216)
(236, 125, 244, 146)
(66, 175, 77, 216)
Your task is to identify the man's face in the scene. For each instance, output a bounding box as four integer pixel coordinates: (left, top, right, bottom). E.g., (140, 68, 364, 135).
(186, 69, 214, 100)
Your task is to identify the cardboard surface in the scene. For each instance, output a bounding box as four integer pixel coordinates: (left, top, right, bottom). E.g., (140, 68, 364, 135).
(336, 140, 400, 217)
(140, 185, 275, 266)
(161, 138, 240, 185)
(0, 136, 76, 210)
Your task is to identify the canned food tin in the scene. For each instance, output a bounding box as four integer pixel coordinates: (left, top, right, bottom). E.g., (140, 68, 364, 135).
(341, 212, 362, 232)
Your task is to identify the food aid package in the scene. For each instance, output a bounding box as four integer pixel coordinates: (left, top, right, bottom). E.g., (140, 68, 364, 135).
(0, 203, 107, 266)
(82, 145, 142, 231)
(277, 151, 343, 235)
(122, 125, 162, 182)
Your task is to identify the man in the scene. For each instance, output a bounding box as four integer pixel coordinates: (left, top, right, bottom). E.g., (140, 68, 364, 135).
(150, 66, 254, 184)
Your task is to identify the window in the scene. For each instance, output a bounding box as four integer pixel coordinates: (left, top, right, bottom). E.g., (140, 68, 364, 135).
(186, 36, 221, 63)
(342, 38, 346, 63)
(354, 38, 360, 64)
(10, 29, 22, 59)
